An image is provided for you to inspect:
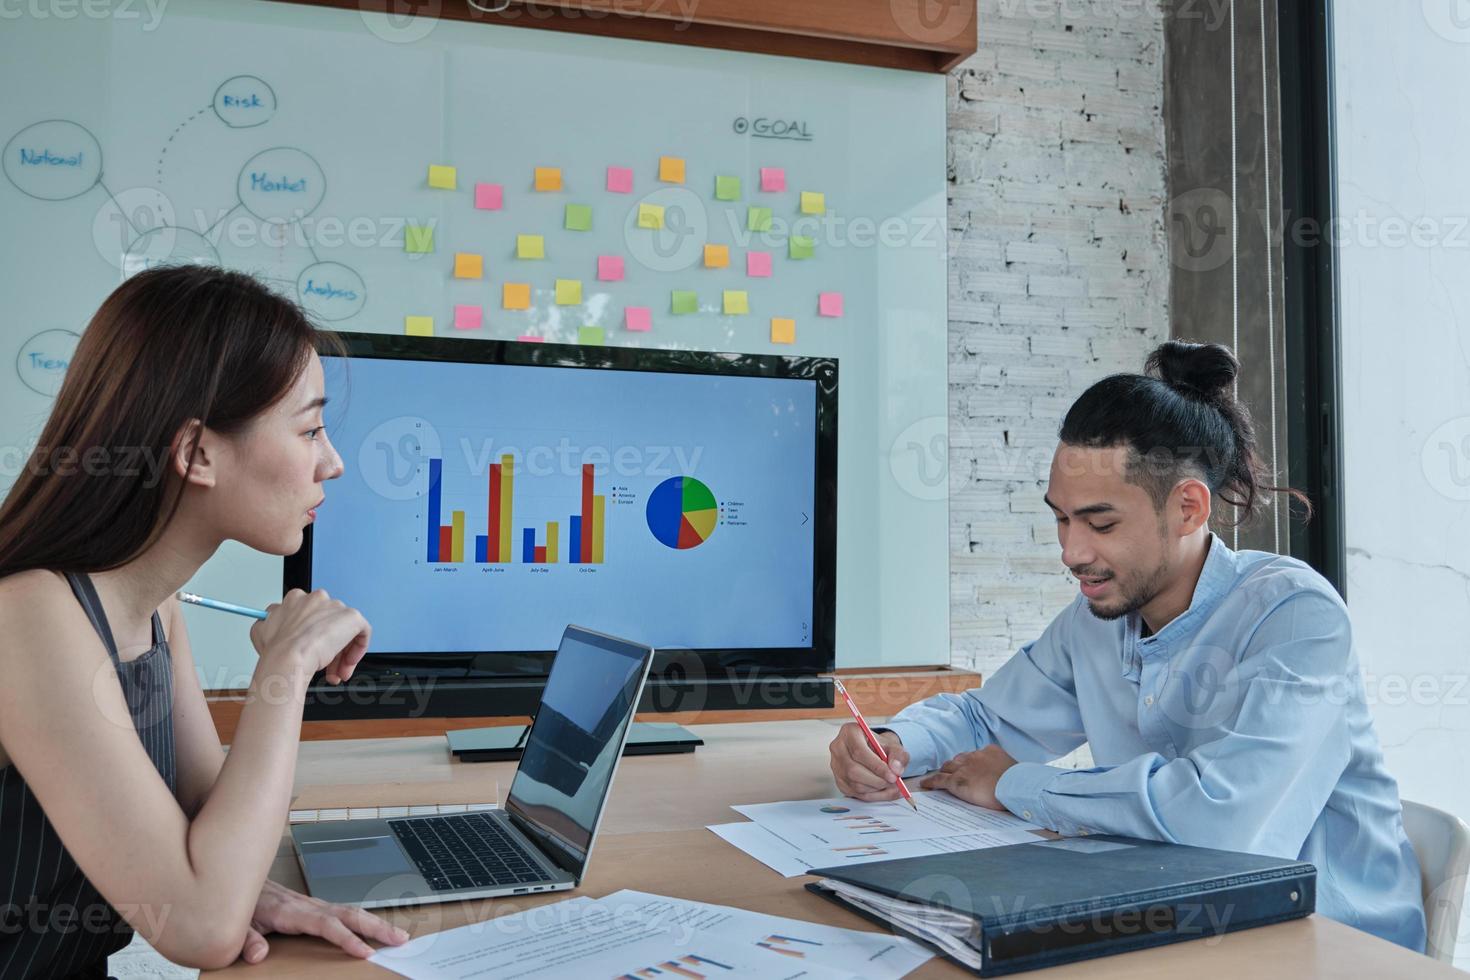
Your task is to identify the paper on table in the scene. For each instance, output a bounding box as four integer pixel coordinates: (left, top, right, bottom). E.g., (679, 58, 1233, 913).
(370, 894, 851, 980)
(709, 820, 1046, 879)
(598, 889, 933, 979)
(733, 790, 1040, 849)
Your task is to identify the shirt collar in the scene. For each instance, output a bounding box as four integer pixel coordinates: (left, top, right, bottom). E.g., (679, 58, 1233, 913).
(1130, 533, 1238, 658)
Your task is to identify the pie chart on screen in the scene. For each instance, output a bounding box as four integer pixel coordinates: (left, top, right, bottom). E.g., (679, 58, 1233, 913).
(646, 476, 718, 550)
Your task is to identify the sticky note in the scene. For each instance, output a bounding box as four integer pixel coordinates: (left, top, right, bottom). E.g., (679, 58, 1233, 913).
(723, 290, 749, 315)
(789, 235, 815, 259)
(453, 253, 483, 279)
(747, 251, 773, 277)
(747, 207, 772, 232)
(770, 317, 795, 344)
(453, 305, 482, 330)
(502, 282, 531, 309)
(428, 165, 457, 190)
(607, 166, 634, 193)
(405, 224, 434, 253)
(704, 243, 730, 268)
(659, 156, 686, 183)
(819, 291, 844, 317)
(474, 183, 503, 210)
(517, 334, 544, 343)
(598, 255, 624, 281)
(555, 279, 583, 305)
(625, 306, 652, 332)
(405, 315, 434, 337)
(715, 175, 741, 200)
(534, 167, 561, 191)
(637, 203, 665, 229)
(801, 191, 826, 214)
(671, 290, 698, 314)
(565, 204, 592, 231)
(579, 326, 605, 346)
(517, 234, 545, 259)
(760, 167, 786, 192)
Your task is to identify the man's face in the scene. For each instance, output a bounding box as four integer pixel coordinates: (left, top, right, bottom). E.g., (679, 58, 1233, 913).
(1046, 444, 1173, 620)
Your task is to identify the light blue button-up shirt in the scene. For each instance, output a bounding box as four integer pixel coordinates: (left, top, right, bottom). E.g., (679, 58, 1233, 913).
(884, 535, 1426, 951)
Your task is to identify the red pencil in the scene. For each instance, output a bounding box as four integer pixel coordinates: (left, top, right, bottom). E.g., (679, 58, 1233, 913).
(833, 678, 918, 812)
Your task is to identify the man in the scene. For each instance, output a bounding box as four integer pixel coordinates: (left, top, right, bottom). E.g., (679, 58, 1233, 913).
(830, 341, 1426, 951)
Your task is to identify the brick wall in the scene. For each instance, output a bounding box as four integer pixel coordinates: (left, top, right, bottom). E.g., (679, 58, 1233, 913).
(947, 0, 1171, 678)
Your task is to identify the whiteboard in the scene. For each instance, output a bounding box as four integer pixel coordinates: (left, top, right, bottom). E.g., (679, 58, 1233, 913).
(0, 0, 948, 687)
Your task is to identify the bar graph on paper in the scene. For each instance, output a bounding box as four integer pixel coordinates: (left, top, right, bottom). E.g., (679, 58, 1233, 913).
(618, 952, 735, 979)
(424, 457, 606, 565)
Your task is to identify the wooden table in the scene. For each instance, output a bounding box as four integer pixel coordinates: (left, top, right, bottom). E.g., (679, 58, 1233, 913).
(210, 719, 1464, 977)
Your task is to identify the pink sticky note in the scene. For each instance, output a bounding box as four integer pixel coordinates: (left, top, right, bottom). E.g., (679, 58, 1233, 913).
(516, 334, 545, 343)
(474, 183, 503, 210)
(453, 305, 483, 330)
(747, 251, 773, 277)
(760, 167, 786, 192)
(606, 166, 634, 193)
(598, 255, 625, 281)
(625, 306, 652, 332)
(818, 292, 844, 317)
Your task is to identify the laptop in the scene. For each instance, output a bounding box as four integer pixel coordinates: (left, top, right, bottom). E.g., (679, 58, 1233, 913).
(290, 625, 654, 908)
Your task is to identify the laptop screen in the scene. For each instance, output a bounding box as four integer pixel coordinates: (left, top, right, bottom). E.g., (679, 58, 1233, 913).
(504, 627, 652, 877)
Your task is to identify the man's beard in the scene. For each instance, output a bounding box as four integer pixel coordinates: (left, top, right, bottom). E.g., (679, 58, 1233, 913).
(1085, 558, 1172, 621)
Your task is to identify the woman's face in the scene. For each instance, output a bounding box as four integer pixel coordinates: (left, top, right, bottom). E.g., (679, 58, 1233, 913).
(218, 351, 344, 555)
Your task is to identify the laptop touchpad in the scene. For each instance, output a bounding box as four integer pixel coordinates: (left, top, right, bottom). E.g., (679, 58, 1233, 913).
(302, 835, 414, 878)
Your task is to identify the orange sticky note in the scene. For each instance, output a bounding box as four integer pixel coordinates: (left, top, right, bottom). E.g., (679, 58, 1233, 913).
(502, 282, 531, 310)
(534, 167, 562, 191)
(770, 317, 795, 344)
(659, 156, 686, 183)
(704, 243, 730, 268)
(453, 253, 483, 279)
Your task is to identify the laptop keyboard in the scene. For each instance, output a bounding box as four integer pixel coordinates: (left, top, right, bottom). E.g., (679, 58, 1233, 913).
(389, 813, 550, 891)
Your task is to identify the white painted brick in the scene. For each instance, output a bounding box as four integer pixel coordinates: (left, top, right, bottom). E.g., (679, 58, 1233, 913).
(1005, 365, 1071, 388)
(1029, 332, 1092, 358)
(1028, 274, 1089, 298)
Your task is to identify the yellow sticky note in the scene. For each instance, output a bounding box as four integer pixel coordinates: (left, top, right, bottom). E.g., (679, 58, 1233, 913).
(555, 279, 583, 305)
(723, 290, 749, 315)
(770, 317, 795, 344)
(801, 191, 825, 214)
(659, 156, 686, 183)
(503, 282, 531, 310)
(534, 167, 562, 191)
(517, 234, 545, 259)
(637, 203, 665, 229)
(405, 315, 434, 337)
(453, 253, 483, 279)
(704, 243, 730, 268)
(428, 165, 457, 190)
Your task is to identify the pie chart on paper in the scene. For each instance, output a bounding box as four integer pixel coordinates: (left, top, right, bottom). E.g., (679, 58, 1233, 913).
(646, 476, 718, 550)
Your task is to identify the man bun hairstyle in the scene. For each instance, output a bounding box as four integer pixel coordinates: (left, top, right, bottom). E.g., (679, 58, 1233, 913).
(1059, 340, 1310, 526)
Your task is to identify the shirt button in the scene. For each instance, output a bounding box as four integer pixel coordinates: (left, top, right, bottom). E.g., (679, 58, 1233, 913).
(1022, 810, 1033, 820)
(1144, 695, 1155, 706)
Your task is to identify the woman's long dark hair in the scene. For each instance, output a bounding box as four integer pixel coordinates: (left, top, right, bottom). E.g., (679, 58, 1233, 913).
(0, 265, 341, 578)
(1058, 340, 1311, 526)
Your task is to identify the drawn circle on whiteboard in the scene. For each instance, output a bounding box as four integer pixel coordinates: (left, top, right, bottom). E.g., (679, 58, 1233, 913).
(3, 120, 103, 201)
(92, 186, 176, 271)
(16, 329, 81, 397)
(122, 226, 219, 278)
(623, 186, 707, 274)
(212, 75, 278, 129)
(236, 147, 327, 224)
(296, 262, 367, 322)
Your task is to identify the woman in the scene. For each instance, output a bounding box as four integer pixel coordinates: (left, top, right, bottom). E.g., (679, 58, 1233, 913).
(0, 265, 410, 975)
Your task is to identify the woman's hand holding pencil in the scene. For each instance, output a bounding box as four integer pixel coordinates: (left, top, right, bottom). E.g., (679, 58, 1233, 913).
(181, 588, 371, 684)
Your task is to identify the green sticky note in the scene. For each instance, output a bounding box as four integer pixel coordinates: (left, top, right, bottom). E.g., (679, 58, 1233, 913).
(565, 204, 593, 231)
(789, 234, 815, 259)
(747, 206, 772, 232)
(578, 326, 605, 346)
(671, 290, 698, 314)
(405, 224, 434, 253)
(715, 175, 741, 201)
